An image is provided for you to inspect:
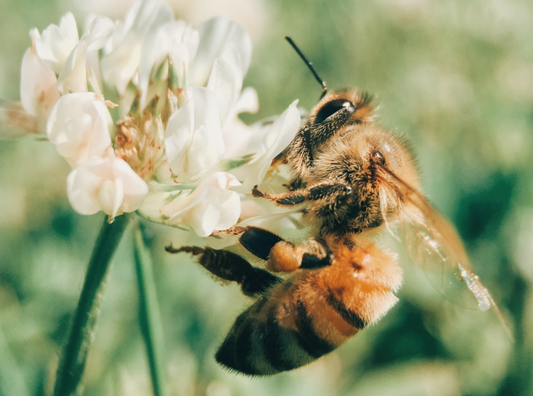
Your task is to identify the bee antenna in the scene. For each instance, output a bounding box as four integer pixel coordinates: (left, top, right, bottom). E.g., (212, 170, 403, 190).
(285, 36, 328, 98)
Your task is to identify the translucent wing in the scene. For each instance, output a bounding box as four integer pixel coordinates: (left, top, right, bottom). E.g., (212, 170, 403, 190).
(377, 165, 509, 330)
(401, 207, 492, 311)
(0, 99, 40, 140)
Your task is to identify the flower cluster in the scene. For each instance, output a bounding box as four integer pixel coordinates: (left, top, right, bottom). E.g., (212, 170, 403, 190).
(1, 0, 300, 237)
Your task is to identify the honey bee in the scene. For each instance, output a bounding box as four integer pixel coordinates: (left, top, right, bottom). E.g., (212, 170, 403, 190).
(167, 37, 508, 376)
(167, 231, 401, 375)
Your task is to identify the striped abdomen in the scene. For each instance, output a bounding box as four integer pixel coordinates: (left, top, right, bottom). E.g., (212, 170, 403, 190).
(215, 241, 402, 376)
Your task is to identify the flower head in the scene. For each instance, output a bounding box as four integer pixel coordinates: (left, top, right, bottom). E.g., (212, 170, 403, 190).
(2, 0, 301, 234)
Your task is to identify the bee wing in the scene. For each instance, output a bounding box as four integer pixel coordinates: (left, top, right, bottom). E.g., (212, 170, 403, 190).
(0, 99, 40, 140)
(378, 165, 503, 313)
(401, 206, 493, 311)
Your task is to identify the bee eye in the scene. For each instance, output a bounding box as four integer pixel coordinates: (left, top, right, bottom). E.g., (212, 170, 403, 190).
(314, 99, 355, 124)
(372, 150, 385, 165)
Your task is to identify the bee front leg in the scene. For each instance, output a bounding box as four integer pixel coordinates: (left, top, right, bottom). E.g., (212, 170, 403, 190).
(166, 245, 281, 297)
(252, 181, 352, 207)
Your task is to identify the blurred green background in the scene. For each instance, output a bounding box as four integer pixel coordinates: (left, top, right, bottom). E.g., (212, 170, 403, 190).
(1, 0, 532, 395)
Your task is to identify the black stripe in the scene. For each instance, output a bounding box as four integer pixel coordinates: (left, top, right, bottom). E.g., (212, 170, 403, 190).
(294, 299, 335, 358)
(301, 253, 331, 269)
(215, 333, 238, 371)
(259, 305, 298, 372)
(216, 298, 273, 375)
(246, 294, 270, 319)
(233, 320, 261, 375)
(325, 288, 366, 329)
(216, 311, 246, 372)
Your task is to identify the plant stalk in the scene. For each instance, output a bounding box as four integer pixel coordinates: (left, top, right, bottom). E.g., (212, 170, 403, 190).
(133, 223, 168, 396)
(53, 214, 131, 396)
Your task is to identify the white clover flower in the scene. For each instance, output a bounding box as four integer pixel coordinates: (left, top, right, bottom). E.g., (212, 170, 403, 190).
(46, 93, 113, 167)
(67, 151, 149, 217)
(20, 29, 60, 129)
(35, 12, 79, 74)
(220, 87, 259, 158)
(190, 16, 252, 90)
(57, 16, 114, 94)
(139, 172, 241, 237)
(226, 100, 301, 191)
(2, 0, 301, 235)
(100, 0, 174, 95)
(138, 20, 199, 107)
(165, 87, 225, 182)
(169, 172, 241, 237)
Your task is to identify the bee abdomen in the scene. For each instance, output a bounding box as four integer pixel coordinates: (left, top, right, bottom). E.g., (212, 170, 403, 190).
(215, 289, 357, 375)
(215, 309, 260, 375)
(324, 287, 367, 329)
(216, 303, 313, 375)
(294, 299, 337, 358)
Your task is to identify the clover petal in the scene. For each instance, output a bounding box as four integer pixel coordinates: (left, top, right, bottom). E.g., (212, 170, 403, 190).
(190, 17, 252, 89)
(46, 93, 112, 166)
(67, 154, 149, 218)
(35, 12, 79, 74)
(100, 0, 174, 95)
(20, 29, 60, 125)
(163, 172, 241, 237)
(57, 17, 114, 94)
(165, 87, 225, 182)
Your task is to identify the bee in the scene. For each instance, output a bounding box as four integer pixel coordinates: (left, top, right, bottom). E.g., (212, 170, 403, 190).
(167, 37, 508, 376)
(167, 231, 402, 375)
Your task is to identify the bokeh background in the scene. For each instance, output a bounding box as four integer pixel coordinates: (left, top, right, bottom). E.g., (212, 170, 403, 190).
(1, 0, 532, 395)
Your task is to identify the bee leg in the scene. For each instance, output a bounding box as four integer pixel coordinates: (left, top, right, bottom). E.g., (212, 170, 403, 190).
(306, 181, 352, 200)
(300, 253, 331, 269)
(211, 226, 286, 262)
(287, 105, 355, 177)
(210, 225, 248, 236)
(252, 186, 307, 206)
(267, 148, 289, 176)
(267, 238, 332, 272)
(239, 226, 284, 260)
(166, 245, 281, 297)
(252, 181, 352, 207)
(284, 177, 305, 191)
(237, 227, 332, 272)
(286, 125, 314, 180)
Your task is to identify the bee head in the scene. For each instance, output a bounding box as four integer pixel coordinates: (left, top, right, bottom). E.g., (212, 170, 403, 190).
(313, 125, 419, 205)
(359, 128, 421, 220)
(310, 89, 376, 127)
(359, 128, 418, 188)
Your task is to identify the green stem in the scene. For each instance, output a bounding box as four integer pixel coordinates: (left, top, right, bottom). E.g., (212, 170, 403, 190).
(133, 222, 168, 396)
(53, 214, 131, 396)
